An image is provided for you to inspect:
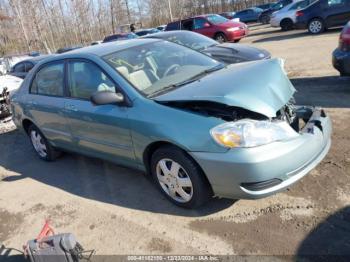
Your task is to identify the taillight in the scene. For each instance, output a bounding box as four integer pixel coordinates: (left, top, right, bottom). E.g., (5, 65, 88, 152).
(339, 24, 350, 51)
(296, 10, 304, 17)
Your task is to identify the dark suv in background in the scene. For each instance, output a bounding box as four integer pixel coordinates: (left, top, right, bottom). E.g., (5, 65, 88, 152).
(295, 0, 350, 34)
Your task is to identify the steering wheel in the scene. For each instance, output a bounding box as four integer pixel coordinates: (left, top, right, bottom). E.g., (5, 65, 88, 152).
(163, 64, 180, 77)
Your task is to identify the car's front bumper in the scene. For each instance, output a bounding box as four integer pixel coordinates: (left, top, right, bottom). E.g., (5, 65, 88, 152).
(332, 48, 350, 76)
(190, 107, 332, 199)
(227, 28, 249, 41)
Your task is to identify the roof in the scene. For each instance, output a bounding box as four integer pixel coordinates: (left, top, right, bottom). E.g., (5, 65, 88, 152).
(59, 38, 159, 57)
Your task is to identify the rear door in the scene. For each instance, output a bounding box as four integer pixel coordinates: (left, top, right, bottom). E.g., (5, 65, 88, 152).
(27, 61, 72, 148)
(63, 59, 135, 165)
(325, 0, 350, 27)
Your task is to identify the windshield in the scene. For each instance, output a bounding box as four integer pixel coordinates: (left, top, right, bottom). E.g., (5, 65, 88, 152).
(104, 41, 222, 97)
(159, 32, 218, 51)
(206, 14, 229, 25)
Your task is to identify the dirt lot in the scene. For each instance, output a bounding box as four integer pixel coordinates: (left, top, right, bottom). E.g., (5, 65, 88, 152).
(0, 25, 350, 258)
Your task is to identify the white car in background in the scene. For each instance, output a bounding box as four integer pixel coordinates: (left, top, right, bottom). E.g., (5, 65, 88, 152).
(0, 74, 23, 119)
(270, 0, 313, 31)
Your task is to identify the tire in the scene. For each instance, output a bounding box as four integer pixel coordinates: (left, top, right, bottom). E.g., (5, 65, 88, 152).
(260, 15, 270, 24)
(234, 39, 241, 43)
(28, 124, 61, 161)
(280, 19, 294, 31)
(214, 33, 227, 43)
(308, 18, 325, 34)
(150, 146, 212, 208)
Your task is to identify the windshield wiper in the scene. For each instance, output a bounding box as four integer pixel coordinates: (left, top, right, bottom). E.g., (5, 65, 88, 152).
(148, 64, 225, 98)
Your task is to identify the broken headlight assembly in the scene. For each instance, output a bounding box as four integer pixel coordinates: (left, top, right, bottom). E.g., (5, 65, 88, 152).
(210, 119, 299, 148)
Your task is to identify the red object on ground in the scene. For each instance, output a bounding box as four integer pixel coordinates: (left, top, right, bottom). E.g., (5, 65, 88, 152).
(36, 220, 55, 241)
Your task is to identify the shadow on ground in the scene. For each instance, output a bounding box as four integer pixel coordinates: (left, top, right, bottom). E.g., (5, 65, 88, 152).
(292, 76, 350, 108)
(252, 28, 342, 43)
(0, 129, 235, 217)
(297, 206, 350, 260)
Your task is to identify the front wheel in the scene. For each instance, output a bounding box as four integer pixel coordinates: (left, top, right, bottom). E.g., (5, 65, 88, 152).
(308, 18, 324, 34)
(214, 33, 227, 43)
(151, 146, 212, 208)
(28, 125, 61, 161)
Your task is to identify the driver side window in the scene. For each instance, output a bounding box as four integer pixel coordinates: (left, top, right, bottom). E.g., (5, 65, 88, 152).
(194, 18, 208, 30)
(68, 61, 116, 100)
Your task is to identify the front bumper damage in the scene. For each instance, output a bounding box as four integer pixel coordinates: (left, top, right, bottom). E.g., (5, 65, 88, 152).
(190, 106, 332, 199)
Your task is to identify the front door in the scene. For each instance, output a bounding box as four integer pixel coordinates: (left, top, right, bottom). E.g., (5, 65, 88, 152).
(193, 18, 215, 38)
(64, 59, 135, 165)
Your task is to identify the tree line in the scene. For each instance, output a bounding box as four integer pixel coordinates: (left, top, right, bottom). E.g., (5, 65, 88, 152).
(0, 0, 270, 56)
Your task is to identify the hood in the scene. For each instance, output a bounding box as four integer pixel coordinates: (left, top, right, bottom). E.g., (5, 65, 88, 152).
(0, 75, 23, 94)
(154, 58, 295, 118)
(205, 43, 271, 61)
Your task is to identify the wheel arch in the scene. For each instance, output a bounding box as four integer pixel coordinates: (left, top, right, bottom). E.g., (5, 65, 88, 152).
(308, 16, 325, 26)
(22, 118, 34, 134)
(142, 141, 213, 194)
(280, 17, 293, 26)
(214, 31, 227, 39)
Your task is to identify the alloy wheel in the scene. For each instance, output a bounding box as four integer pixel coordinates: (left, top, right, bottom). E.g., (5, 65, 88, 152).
(156, 158, 193, 203)
(30, 130, 47, 158)
(309, 20, 322, 34)
(215, 35, 225, 43)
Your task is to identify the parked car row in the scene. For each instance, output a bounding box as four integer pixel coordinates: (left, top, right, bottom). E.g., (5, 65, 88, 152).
(270, 0, 350, 33)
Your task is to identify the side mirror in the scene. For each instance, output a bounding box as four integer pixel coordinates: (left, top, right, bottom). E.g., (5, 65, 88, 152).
(90, 91, 124, 105)
(204, 22, 211, 28)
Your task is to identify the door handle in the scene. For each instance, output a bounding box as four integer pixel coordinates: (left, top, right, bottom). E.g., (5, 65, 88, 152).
(65, 104, 78, 112)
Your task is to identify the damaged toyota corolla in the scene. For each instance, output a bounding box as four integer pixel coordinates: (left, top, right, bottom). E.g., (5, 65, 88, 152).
(11, 39, 332, 208)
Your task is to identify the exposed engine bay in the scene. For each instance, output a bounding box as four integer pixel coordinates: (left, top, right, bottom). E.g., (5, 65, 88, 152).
(159, 100, 316, 133)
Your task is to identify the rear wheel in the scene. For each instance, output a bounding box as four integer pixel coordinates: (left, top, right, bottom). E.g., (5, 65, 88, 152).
(28, 125, 61, 161)
(214, 33, 227, 43)
(150, 146, 212, 208)
(260, 15, 270, 24)
(308, 18, 324, 34)
(280, 19, 294, 31)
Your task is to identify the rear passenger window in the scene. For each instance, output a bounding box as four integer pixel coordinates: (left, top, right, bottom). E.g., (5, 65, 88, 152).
(68, 61, 116, 100)
(30, 63, 64, 96)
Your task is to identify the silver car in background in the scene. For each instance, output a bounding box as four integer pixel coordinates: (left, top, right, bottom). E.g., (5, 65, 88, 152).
(270, 0, 313, 30)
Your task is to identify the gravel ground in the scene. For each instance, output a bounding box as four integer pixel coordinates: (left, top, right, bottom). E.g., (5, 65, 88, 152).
(0, 25, 349, 258)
